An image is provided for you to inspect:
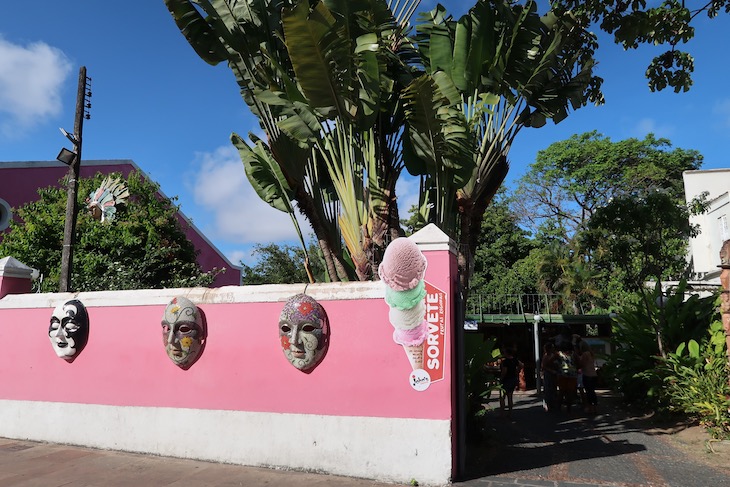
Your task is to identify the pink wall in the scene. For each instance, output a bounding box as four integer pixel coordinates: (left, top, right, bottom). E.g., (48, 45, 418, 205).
(0, 161, 239, 287)
(2, 298, 449, 419)
(0, 227, 459, 483)
(0, 162, 135, 212)
(0, 231, 456, 421)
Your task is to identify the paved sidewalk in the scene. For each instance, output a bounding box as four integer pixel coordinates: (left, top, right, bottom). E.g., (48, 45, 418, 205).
(0, 438, 395, 487)
(457, 390, 730, 487)
(1, 391, 728, 486)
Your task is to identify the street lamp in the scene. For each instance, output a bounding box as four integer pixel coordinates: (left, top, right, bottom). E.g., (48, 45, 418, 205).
(533, 313, 544, 392)
(58, 66, 91, 293)
(56, 147, 77, 166)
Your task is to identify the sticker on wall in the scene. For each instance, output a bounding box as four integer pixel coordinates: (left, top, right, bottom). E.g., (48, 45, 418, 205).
(278, 294, 330, 372)
(161, 296, 207, 369)
(410, 369, 431, 391)
(378, 237, 447, 390)
(49, 299, 89, 362)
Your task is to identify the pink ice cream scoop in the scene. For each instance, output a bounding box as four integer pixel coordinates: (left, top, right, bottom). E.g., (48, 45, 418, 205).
(378, 237, 427, 291)
(393, 320, 428, 346)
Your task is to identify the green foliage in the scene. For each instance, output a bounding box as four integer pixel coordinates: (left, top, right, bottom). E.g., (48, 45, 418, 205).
(536, 241, 604, 313)
(604, 281, 720, 410)
(401, 204, 427, 236)
(464, 334, 502, 440)
(240, 242, 325, 284)
(513, 131, 703, 312)
(0, 172, 218, 292)
(553, 0, 730, 92)
(481, 249, 543, 298)
(582, 190, 698, 307)
(603, 305, 664, 409)
(410, 0, 602, 294)
(515, 131, 702, 241)
(470, 191, 537, 296)
(662, 321, 730, 439)
(164, 0, 603, 295)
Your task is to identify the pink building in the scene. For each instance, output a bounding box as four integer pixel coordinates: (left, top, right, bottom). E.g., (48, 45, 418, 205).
(0, 160, 240, 287)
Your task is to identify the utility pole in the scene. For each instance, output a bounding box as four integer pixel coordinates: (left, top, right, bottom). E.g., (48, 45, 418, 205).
(59, 66, 91, 292)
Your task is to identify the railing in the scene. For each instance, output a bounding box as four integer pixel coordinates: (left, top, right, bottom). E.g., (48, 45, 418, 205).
(465, 294, 589, 318)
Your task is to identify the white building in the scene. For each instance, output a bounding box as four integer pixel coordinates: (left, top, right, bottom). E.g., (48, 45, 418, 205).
(682, 168, 730, 289)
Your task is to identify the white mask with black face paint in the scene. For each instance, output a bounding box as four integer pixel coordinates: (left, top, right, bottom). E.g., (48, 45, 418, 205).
(49, 300, 89, 361)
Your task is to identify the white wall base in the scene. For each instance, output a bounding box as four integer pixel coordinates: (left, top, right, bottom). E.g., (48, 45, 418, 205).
(0, 400, 452, 486)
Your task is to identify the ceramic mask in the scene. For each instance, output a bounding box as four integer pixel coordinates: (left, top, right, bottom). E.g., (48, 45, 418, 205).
(161, 296, 205, 368)
(279, 294, 329, 371)
(49, 299, 89, 361)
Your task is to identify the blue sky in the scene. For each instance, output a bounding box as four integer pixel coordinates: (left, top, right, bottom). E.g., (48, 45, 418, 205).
(2, 1, 729, 266)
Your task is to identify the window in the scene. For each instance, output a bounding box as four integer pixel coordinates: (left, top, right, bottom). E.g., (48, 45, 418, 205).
(720, 214, 730, 242)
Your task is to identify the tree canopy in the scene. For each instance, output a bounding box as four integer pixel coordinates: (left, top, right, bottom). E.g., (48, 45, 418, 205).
(553, 0, 730, 92)
(240, 242, 325, 284)
(0, 172, 218, 292)
(469, 190, 538, 296)
(513, 131, 702, 241)
(581, 190, 701, 310)
(469, 132, 705, 313)
(235, 129, 706, 315)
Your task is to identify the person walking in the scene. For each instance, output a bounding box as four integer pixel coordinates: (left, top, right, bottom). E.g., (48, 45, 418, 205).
(578, 340, 599, 413)
(499, 347, 523, 417)
(554, 327, 578, 413)
(572, 335, 587, 409)
(541, 342, 559, 412)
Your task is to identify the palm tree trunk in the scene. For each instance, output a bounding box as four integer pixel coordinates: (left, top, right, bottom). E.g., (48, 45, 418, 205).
(457, 156, 510, 311)
(292, 186, 347, 282)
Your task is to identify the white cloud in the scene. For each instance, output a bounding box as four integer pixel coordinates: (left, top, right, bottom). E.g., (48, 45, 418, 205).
(188, 145, 422, 254)
(630, 117, 675, 139)
(0, 36, 72, 136)
(188, 145, 300, 245)
(225, 248, 254, 267)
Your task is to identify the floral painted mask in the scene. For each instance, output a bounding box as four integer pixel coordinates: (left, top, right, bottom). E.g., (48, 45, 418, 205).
(161, 296, 205, 368)
(279, 294, 329, 371)
(49, 299, 89, 361)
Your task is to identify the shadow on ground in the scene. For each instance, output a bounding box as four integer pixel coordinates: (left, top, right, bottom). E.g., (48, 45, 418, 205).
(461, 391, 652, 480)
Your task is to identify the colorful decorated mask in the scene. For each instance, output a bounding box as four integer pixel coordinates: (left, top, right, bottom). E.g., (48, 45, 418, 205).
(279, 294, 329, 371)
(161, 296, 205, 368)
(49, 299, 89, 361)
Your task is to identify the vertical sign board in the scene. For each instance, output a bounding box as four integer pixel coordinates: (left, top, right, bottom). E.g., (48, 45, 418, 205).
(407, 281, 447, 391)
(424, 281, 446, 383)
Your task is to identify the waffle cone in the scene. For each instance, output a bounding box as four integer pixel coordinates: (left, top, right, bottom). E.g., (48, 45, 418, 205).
(403, 342, 424, 370)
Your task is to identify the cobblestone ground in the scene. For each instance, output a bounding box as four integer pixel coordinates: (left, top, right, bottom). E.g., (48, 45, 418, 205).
(458, 390, 730, 487)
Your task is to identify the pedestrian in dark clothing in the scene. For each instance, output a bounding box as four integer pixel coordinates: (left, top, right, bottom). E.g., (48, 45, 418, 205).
(578, 340, 599, 413)
(499, 347, 523, 417)
(555, 326, 578, 413)
(541, 342, 559, 412)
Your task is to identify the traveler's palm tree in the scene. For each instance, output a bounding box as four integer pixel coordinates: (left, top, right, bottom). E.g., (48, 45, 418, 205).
(163, 0, 602, 294)
(410, 0, 602, 294)
(165, 0, 433, 281)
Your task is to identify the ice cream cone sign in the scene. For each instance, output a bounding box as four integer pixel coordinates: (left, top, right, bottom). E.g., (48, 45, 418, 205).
(379, 237, 446, 390)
